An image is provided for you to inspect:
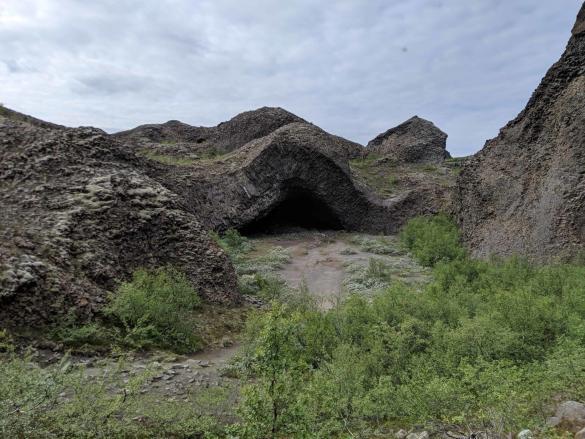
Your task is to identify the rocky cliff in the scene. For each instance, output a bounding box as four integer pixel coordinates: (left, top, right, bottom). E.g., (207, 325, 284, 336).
(0, 108, 239, 327)
(455, 4, 585, 259)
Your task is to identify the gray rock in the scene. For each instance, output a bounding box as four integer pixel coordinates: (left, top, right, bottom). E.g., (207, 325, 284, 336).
(547, 401, 585, 433)
(516, 430, 533, 439)
(455, 4, 585, 260)
(575, 427, 585, 439)
(367, 116, 450, 164)
(395, 429, 408, 439)
(406, 432, 429, 439)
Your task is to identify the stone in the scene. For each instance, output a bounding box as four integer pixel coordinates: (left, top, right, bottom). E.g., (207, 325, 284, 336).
(367, 116, 450, 164)
(455, 4, 585, 260)
(575, 427, 585, 439)
(516, 430, 533, 439)
(406, 432, 429, 439)
(547, 401, 585, 433)
(395, 429, 408, 439)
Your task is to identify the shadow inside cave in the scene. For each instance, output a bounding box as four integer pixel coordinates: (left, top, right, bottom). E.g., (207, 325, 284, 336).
(240, 187, 343, 235)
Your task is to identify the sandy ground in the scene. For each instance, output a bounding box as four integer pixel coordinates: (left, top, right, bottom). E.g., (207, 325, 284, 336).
(251, 231, 427, 309)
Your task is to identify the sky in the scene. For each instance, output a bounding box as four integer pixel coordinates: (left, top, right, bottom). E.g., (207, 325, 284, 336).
(0, 1, 581, 156)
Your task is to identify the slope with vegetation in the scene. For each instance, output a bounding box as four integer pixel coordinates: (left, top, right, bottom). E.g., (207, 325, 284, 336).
(2, 216, 585, 437)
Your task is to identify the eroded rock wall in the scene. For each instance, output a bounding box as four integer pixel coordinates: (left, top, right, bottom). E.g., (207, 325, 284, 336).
(455, 4, 585, 259)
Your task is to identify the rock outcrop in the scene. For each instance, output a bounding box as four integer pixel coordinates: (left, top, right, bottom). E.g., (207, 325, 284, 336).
(0, 108, 239, 327)
(367, 116, 450, 164)
(115, 106, 309, 156)
(455, 4, 585, 259)
(1, 104, 456, 325)
(135, 121, 450, 235)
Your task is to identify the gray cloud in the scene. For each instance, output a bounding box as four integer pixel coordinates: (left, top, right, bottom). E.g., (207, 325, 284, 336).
(0, 0, 581, 156)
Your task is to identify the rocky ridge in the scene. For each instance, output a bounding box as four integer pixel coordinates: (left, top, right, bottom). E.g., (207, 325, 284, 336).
(367, 116, 450, 164)
(455, 4, 585, 259)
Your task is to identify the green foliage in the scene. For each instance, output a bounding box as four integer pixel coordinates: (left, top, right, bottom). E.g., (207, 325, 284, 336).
(0, 354, 229, 438)
(239, 273, 288, 301)
(235, 217, 585, 435)
(349, 234, 402, 255)
(0, 329, 14, 352)
(213, 228, 255, 257)
(342, 258, 393, 296)
(400, 214, 466, 266)
(106, 267, 202, 353)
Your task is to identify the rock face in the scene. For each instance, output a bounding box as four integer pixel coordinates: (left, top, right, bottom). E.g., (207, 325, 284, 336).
(1, 104, 455, 325)
(455, 4, 585, 259)
(0, 107, 239, 327)
(367, 116, 450, 164)
(114, 106, 308, 155)
(138, 121, 449, 235)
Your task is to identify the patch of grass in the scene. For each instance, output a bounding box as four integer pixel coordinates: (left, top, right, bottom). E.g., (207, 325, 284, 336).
(239, 273, 288, 301)
(342, 257, 393, 296)
(349, 234, 403, 255)
(0, 354, 232, 437)
(0, 329, 14, 353)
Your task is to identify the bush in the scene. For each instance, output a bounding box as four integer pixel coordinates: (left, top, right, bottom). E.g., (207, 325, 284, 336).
(400, 214, 465, 266)
(106, 267, 202, 353)
(235, 217, 585, 435)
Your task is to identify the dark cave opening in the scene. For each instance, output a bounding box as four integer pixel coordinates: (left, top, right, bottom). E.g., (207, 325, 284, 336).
(240, 188, 344, 235)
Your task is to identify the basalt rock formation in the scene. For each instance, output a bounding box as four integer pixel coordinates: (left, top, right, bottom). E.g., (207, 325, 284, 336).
(0, 107, 239, 327)
(142, 121, 447, 234)
(1, 104, 455, 325)
(367, 116, 450, 164)
(115, 106, 309, 156)
(455, 4, 585, 259)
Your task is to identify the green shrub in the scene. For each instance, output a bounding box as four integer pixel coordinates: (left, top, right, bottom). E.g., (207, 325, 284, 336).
(106, 267, 202, 353)
(235, 218, 585, 435)
(213, 228, 254, 257)
(400, 214, 465, 266)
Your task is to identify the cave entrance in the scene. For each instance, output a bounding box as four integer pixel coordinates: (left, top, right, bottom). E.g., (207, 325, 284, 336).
(241, 187, 343, 235)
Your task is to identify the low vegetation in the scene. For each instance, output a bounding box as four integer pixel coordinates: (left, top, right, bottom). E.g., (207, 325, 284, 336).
(3, 219, 585, 437)
(231, 216, 585, 437)
(0, 355, 231, 438)
(53, 267, 204, 353)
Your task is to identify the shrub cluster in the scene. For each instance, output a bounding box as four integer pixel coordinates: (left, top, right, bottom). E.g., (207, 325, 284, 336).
(232, 216, 585, 437)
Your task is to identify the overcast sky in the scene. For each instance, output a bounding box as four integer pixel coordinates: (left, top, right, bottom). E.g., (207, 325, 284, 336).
(0, 1, 581, 156)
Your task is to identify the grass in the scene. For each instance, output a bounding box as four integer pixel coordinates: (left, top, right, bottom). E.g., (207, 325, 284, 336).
(6, 219, 585, 437)
(0, 354, 235, 438)
(139, 149, 199, 166)
(348, 234, 403, 255)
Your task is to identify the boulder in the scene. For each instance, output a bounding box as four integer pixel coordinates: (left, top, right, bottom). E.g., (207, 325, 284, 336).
(455, 4, 585, 259)
(367, 116, 450, 164)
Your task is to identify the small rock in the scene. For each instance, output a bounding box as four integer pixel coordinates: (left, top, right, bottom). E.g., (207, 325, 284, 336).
(517, 430, 533, 439)
(548, 401, 585, 433)
(200, 361, 210, 368)
(395, 429, 408, 439)
(406, 432, 429, 439)
(575, 427, 585, 439)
